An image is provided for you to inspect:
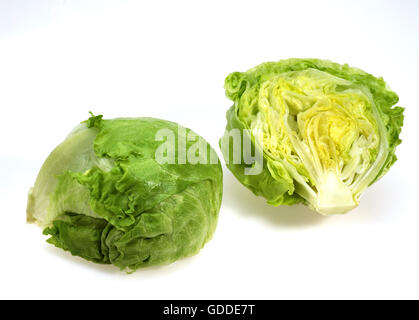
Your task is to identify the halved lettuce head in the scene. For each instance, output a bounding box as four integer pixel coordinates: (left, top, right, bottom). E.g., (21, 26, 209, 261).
(221, 58, 404, 215)
(27, 115, 223, 272)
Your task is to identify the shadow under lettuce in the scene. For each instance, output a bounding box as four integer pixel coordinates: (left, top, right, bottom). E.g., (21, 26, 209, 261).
(222, 170, 325, 228)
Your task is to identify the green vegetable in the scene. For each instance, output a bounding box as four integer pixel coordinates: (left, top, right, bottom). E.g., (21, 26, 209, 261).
(27, 115, 223, 271)
(221, 58, 404, 214)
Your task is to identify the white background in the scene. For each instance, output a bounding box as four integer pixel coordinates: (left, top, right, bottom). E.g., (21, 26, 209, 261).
(0, 0, 418, 300)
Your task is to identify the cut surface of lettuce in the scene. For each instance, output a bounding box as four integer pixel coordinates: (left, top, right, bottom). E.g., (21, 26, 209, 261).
(27, 115, 223, 271)
(221, 58, 404, 215)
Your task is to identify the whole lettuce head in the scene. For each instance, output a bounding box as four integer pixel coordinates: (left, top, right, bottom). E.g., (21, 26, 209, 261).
(27, 115, 223, 272)
(221, 58, 404, 215)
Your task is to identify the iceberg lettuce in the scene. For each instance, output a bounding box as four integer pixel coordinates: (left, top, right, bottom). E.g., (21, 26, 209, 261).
(27, 115, 223, 271)
(221, 59, 404, 214)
